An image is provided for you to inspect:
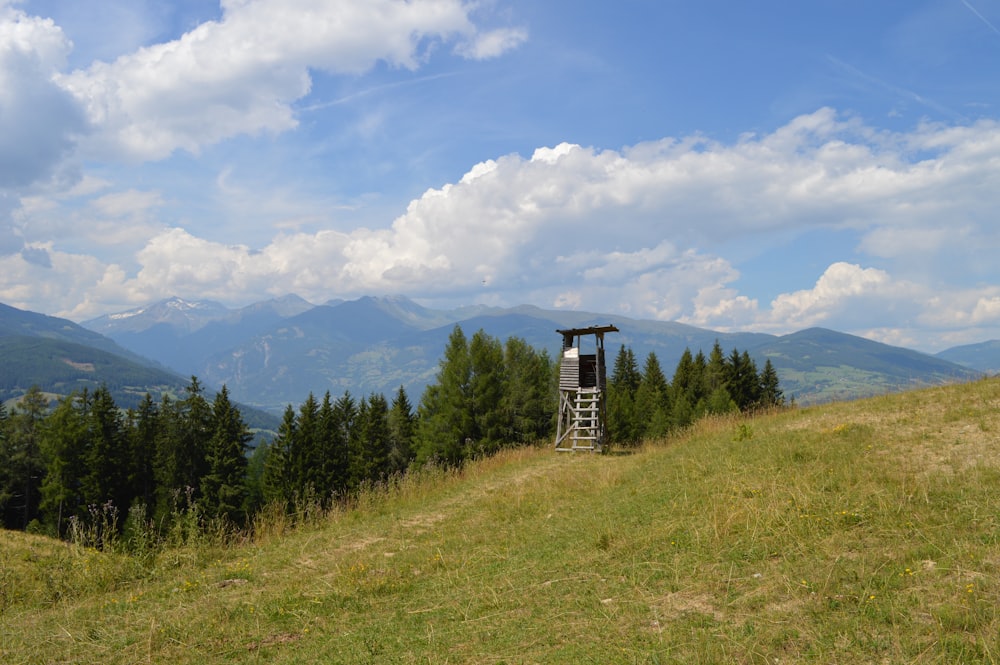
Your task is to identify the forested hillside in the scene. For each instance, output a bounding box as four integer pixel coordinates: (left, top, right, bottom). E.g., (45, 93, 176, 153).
(0, 325, 778, 543)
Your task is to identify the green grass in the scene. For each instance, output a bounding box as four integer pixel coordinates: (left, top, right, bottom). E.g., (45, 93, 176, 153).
(5, 378, 1000, 663)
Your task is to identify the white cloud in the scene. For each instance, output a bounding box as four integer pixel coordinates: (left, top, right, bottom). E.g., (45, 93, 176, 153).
(0, 4, 85, 189)
(767, 262, 898, 329)
(454, 26, 528, 60)
(56, 0, 527, 161)
(5, 107, 1000, 352)
(90, 189, 164, 218)
(971, 296, 1000, 323)
(0, 243, 110, 315)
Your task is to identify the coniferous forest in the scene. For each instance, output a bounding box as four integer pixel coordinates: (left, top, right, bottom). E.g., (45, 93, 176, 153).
(0, 326, 782, 541)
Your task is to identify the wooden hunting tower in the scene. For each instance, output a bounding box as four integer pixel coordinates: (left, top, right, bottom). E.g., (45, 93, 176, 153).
(554, 324, 619, 452)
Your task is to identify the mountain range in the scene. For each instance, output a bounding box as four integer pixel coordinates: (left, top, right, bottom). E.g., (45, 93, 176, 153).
(76, 295, 988, 413)
(0, 295, 989, 418)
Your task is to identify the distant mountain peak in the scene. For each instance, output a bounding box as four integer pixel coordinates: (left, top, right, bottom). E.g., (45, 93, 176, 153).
(164, 296, 218, 311)
(84, 296, 231, 335)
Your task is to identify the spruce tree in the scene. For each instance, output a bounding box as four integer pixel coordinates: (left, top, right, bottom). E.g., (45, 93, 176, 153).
(261, 405, 296, 507)
(704, 387, 738, 415)
(387, 386, 416, 476)
(759, 359, 784, 408)
(671, 391, 695, 430)
(634, 352, 670, 439)
(726, 349, 761, 411)
(327, 392, 355, 498)
(127, 393, 159, 512)
(202, 386, 252, 525)
(82, 386, 129, 521)
(350, 393, 391, 486)
(316, 392, 337, 499)
(608, 345, 642, 444)
(1, 387, 48, 529)
(293, 393, 320, 497)
(611, 345, 641, 396)
(244, 440, 268, 516)
(672, 349, 696, 402)
(705, 341, 727, 395)
(691, 350, 708, 413)
(153, 377, 213, 519)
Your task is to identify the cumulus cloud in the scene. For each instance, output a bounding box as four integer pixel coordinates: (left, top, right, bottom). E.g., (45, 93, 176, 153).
(5, 107, 1000, 350)
(768, 263, 901, 329)
(56, 0, 527, 161)
(0, 4, 85, 189)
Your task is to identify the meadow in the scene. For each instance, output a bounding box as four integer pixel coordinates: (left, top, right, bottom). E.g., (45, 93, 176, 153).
(3, 378, 1000, 663)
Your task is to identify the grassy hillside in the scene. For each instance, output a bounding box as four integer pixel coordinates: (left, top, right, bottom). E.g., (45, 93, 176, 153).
(3, 378, 1000, 663)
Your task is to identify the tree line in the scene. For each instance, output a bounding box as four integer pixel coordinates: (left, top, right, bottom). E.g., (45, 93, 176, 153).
(607, 341, 784, 444)
(0, 326, 782, 539)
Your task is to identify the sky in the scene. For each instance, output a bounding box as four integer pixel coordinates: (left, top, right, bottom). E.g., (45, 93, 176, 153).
(2, 0, 1000, 352)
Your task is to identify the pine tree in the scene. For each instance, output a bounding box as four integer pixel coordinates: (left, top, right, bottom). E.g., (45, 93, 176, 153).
(326, 392, 355, 499)
(293, 393, 321, 496)
(704, 341, 736, 416)
(672, 349, 696, 401)
(387, 386, 416, 476)
(634, 352, 670, 439)
(691, 350, 708, 414)
(469, 330, 505, 456)
(261, 405, 296, 507)
(39, 392, 89, 536)
(704, 387, 738, 415)
(153, 377, 213, 519)
(670, 391, 695, 430)
(350, 393, 391, 487)
(759, 359, 784, 408)
(202, 386, 252, 525)
(315, 392, 337, 499)
(416, 325, 473, 466)
(82, 386, 129, 521)
(705, 341, 727, 395)
(127, 393, 159, 512)
(611, 345, 641, 396)
(1, 387, 48, 529)
(726, 349, 761, 411)
(502, 338, 554, 444)
(608, 345, 641, 444)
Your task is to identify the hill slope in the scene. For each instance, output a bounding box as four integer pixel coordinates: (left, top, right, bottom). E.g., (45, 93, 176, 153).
(0, 336, 182, 407)
(3, 378, 999, 663)
(0, 304, 281, 432)
(0, 307, 189, 411)
(0, 302, 156, 366)
(936, 339, 1000, 374)
(751, 327, 980, 403)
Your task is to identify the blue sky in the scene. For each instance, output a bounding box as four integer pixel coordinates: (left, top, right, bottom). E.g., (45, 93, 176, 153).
(2, 0, 999, 351)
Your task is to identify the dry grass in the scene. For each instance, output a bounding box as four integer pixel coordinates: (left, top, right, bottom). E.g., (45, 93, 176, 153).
(4, 378, 1000, 663)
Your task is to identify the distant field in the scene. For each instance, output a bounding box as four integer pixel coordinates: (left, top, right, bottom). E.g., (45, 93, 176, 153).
(3, 377, 1000, 663)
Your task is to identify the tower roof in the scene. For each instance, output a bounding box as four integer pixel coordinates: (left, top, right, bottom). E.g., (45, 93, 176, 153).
(555, 324, 619, 337)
